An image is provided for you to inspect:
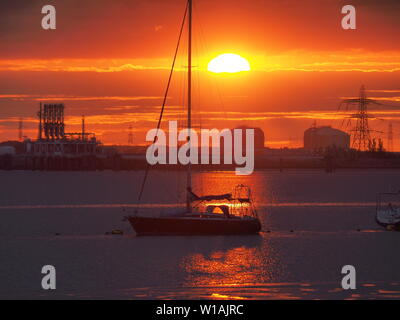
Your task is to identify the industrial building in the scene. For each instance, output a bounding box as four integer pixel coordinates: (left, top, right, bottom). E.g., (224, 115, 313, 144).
(234, 126, 265, 150)
(24, 103, 101, 170)
(304, 125, 350, 151)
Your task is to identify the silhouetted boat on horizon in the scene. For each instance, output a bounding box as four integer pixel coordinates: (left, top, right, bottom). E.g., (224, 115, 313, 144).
(376, 191, 400, 231)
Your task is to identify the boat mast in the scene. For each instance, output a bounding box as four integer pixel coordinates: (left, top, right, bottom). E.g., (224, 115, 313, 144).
(186, 0, 193, 212)
(136, 2, 188, 204)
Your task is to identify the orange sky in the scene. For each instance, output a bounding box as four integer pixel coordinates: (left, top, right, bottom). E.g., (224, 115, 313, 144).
(1, 0, 400, 149)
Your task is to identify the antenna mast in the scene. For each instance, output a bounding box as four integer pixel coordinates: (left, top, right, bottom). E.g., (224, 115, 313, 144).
(82, 115, 85, 141)
(38, 102, 43, 140)
(128, 125, 134, 145)
(18, 117, 23, 141)
(388, 123, 394, 152)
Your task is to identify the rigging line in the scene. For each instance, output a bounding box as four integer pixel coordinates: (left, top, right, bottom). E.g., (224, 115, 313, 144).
(174, 62, 187, 204)
(194, 3, 228, 127)
(137, 1, 189, 203)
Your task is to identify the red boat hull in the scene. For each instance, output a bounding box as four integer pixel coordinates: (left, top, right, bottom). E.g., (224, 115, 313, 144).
(127, 216, 261, 236)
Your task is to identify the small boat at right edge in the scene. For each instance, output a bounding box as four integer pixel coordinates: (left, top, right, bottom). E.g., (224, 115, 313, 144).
(376, 191, 400, 231)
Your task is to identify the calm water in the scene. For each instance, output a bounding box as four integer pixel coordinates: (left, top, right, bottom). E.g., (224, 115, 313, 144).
(1, 169, 400, 299)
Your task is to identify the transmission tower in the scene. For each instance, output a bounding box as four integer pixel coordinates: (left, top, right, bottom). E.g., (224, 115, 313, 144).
(128, 125, 133, 145)
(388, 123, 394, 152)
(18, 117, 23, 141)
(340, 85, 379, 151)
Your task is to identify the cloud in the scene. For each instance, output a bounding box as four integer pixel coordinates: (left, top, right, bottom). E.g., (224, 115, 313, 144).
(1, 0, 400, 60)
(0, 94, 166, 101)
(254, 50, 400, 73)
(3, 49, 400, 74)
(0, 59, 176, 73)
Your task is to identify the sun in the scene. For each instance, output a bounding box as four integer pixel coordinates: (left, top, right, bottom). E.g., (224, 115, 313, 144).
(207, 53, 251, 73)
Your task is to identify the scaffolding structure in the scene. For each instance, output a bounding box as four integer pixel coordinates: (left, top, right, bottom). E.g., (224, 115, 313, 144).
(30, 103, 99, 158)
(40, 103, 65, 140)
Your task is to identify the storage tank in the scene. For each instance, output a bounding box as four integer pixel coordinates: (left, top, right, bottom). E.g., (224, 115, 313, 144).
(234, 126, 265, 150)
(304, 126, 350, 150)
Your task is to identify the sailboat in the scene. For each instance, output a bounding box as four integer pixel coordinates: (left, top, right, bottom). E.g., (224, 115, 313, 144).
(376, 191, 400, 231)
(125, 0, 261, 236)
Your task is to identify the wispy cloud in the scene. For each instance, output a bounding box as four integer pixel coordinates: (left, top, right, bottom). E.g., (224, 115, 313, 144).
(253, 50, 400, 73)
(367, 90, 400, 93)
(0, 94, 166, 101)
(2, 50, 400, 74)
(0, 59, 176, 73)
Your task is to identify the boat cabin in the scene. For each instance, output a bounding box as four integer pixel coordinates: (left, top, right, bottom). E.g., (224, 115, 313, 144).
(190, 184, 258, 219)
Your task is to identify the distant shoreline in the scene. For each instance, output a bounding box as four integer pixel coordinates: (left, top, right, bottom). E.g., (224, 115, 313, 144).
(2, 151, 400, 171)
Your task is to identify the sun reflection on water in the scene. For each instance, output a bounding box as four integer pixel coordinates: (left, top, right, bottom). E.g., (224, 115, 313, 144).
(178, 234, 286, 295)
(181, 246, 264, 287)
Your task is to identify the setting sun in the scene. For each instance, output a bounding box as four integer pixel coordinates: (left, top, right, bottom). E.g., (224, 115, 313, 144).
(207, 53, 251, 73)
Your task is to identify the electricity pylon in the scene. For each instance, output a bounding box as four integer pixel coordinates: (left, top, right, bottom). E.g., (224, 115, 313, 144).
(340, 85, 379, 151)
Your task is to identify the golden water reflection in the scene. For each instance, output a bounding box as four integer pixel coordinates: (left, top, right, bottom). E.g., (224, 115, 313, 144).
(194, 171, 266, 202)
(181, 246, 266, 288)
(179, 235, 288, 299)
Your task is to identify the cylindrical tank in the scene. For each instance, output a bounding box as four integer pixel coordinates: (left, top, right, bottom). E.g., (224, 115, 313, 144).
(304, 126, 350, 150)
